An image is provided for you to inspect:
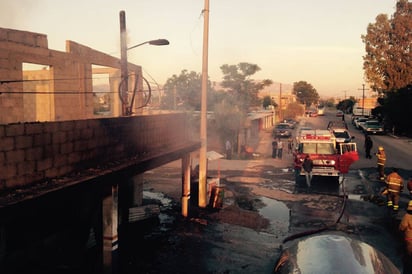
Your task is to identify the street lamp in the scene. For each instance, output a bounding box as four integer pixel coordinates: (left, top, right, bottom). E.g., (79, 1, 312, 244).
(119, 11, 169, 115)
(127, 39, 169, 51)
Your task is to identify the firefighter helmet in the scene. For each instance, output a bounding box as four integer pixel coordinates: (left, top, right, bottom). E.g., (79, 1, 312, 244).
(378, 146, 384, 151)
(408, 200, 412, 211)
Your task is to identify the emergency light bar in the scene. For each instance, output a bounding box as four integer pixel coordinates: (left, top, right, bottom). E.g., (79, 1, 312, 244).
(301, 135, 331, 141)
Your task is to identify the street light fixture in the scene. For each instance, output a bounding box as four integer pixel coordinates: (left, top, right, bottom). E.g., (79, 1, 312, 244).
(127, 39, 169, 51)
(119, 11, 169, 115)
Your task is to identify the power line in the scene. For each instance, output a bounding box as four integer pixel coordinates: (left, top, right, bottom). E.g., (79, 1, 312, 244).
(0, 75, 124, 85)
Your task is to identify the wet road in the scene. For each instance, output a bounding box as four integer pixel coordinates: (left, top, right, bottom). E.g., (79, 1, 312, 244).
(136, 111, 411, 273)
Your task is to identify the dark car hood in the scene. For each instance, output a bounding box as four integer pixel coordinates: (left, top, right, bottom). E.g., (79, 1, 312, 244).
(274, 233, 400, 274)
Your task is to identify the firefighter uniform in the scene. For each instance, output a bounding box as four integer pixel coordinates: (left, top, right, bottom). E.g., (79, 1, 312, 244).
(385, 168, 403, 212)
(408, 178, 412, 198)
(376, 146, 386, 181)
(399, 201, 412, 272)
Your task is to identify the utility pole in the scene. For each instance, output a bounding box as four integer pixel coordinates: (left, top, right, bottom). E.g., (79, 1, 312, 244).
(198, 0, 209, 208)
(358, 84, 369, 116)
(119, 10, 128, 116)
(279, 83, 282, 122)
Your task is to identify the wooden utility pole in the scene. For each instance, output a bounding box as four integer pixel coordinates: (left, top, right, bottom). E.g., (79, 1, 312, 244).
(279, 83, 282, 122)
(358, 84, 370, 116)
(198, 0, 209, 208)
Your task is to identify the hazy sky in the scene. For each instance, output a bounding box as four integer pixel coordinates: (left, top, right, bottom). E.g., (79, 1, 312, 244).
(0, 0, 398, 97)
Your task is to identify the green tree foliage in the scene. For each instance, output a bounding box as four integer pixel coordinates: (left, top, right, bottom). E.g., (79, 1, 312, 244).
(362, 0, 412, 93)
(292, 81, 319, 107)
(220, 62, 272, 112)
(380, 85, 412, 135)
(162, 70, 215, 110)
(262, 95, 277, 109)
(283, 102, 304, 119)
(336, 98, 356, 113)
(213, 95, 245, 149)
(320, 98, 335, 108)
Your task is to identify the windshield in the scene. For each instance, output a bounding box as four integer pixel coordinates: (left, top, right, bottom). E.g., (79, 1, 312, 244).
(300, 143, 336, 154)
(367, 121, 380, 126)
(334, 131, 350, 139)
(276, 124, 290, 129)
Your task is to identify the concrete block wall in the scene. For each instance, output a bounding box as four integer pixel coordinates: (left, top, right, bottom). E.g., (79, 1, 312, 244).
(0, 27, 141, 124)
(0, 113, 190, 191)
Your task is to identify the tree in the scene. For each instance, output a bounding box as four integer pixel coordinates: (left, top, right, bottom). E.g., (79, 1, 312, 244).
(283, 102, 304, 118)
(292, 81, 319, 107)
(336, 98, 356, 113)
(216, 62, 272, 154)
(262, 95, 277, 109)
(220, 62, 272, 112)
(362, 0, 412, 93)
(213, 95, 245, 153)
(381, 85, 412, 135)
(162, 70, 215, 110)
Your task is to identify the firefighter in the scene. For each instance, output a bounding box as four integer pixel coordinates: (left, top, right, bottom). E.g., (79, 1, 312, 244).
(375, 146, 386, 181)
(399, 200, 412, 273)
(385, 167, 403, 212)
(408, 177, 412, 198)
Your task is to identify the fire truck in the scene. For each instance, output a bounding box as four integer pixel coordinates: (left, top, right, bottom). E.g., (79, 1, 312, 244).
(293, 129, 359, 182)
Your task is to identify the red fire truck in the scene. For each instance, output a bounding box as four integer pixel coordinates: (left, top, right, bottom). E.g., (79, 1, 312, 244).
(294, 129, 359, 182)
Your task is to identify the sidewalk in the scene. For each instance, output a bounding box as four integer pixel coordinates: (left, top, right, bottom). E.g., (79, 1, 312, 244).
(207, 129, 294, 171)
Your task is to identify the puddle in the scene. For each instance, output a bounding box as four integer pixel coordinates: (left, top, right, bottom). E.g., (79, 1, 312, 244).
(347, 194, 363, 200)
(143, 191, 175, 231)
(258, 196, 290, 235)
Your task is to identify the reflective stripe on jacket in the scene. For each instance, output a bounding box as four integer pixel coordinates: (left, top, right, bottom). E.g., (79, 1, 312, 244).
(377, 151, 386, 165)
(386, 172, 403, 193)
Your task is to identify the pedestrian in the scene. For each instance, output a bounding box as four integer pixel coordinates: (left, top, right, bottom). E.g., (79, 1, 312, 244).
(277, 138, 284, 159)
(375, 146, 386, 181)
(225, 139, 232, 160)
(302, 154, 313, 187)
(272, 138, 278, 158)
(287, 137, 293, 154)
(407, 178, 412, 198)
(385, 167, 403, 213)
(399, 200, 412, 273)
(364, 135, 373, 159)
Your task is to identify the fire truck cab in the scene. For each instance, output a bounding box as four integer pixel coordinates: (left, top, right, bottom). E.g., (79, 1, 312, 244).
(294, 129, 359, 182)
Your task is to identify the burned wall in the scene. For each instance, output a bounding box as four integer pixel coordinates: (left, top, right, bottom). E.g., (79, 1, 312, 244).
(0, 113, 193, 191)
(0, 27, 141, 124)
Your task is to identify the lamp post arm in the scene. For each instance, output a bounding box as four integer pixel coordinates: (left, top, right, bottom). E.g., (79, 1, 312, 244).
(127, 41, 149, 51)
(127, 39, 169, 51)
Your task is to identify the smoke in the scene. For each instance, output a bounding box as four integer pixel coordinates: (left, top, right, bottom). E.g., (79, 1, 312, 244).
(0, 1, 38, 28)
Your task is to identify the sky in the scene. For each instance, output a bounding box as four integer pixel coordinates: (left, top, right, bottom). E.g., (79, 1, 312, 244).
(0, 0, 399, 98)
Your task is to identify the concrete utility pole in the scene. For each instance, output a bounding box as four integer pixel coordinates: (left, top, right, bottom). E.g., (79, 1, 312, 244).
(119, 11, 129, 116)
(198, 0, 209, 208)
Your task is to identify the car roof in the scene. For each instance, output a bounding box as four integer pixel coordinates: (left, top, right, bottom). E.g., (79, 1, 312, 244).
(333, 128, 348, 132)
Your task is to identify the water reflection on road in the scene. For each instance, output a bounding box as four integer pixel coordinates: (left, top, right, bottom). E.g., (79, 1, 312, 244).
(258, 196, 290, 236)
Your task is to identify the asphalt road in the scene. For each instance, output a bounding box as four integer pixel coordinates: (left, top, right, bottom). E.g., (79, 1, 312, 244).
(137, 111, 411, 274)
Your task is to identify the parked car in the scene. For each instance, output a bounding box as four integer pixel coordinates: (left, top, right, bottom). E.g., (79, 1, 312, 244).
(327, 120, 348, 130)
(305, 109, 318, 117)
(360, 120, 385, 135)
(317, 106, 325, 116)
(354, 117, 369, 129)
(331, 128, 354, 144)
(283, 118, 297, 129)
(273, 123, 293, 138)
